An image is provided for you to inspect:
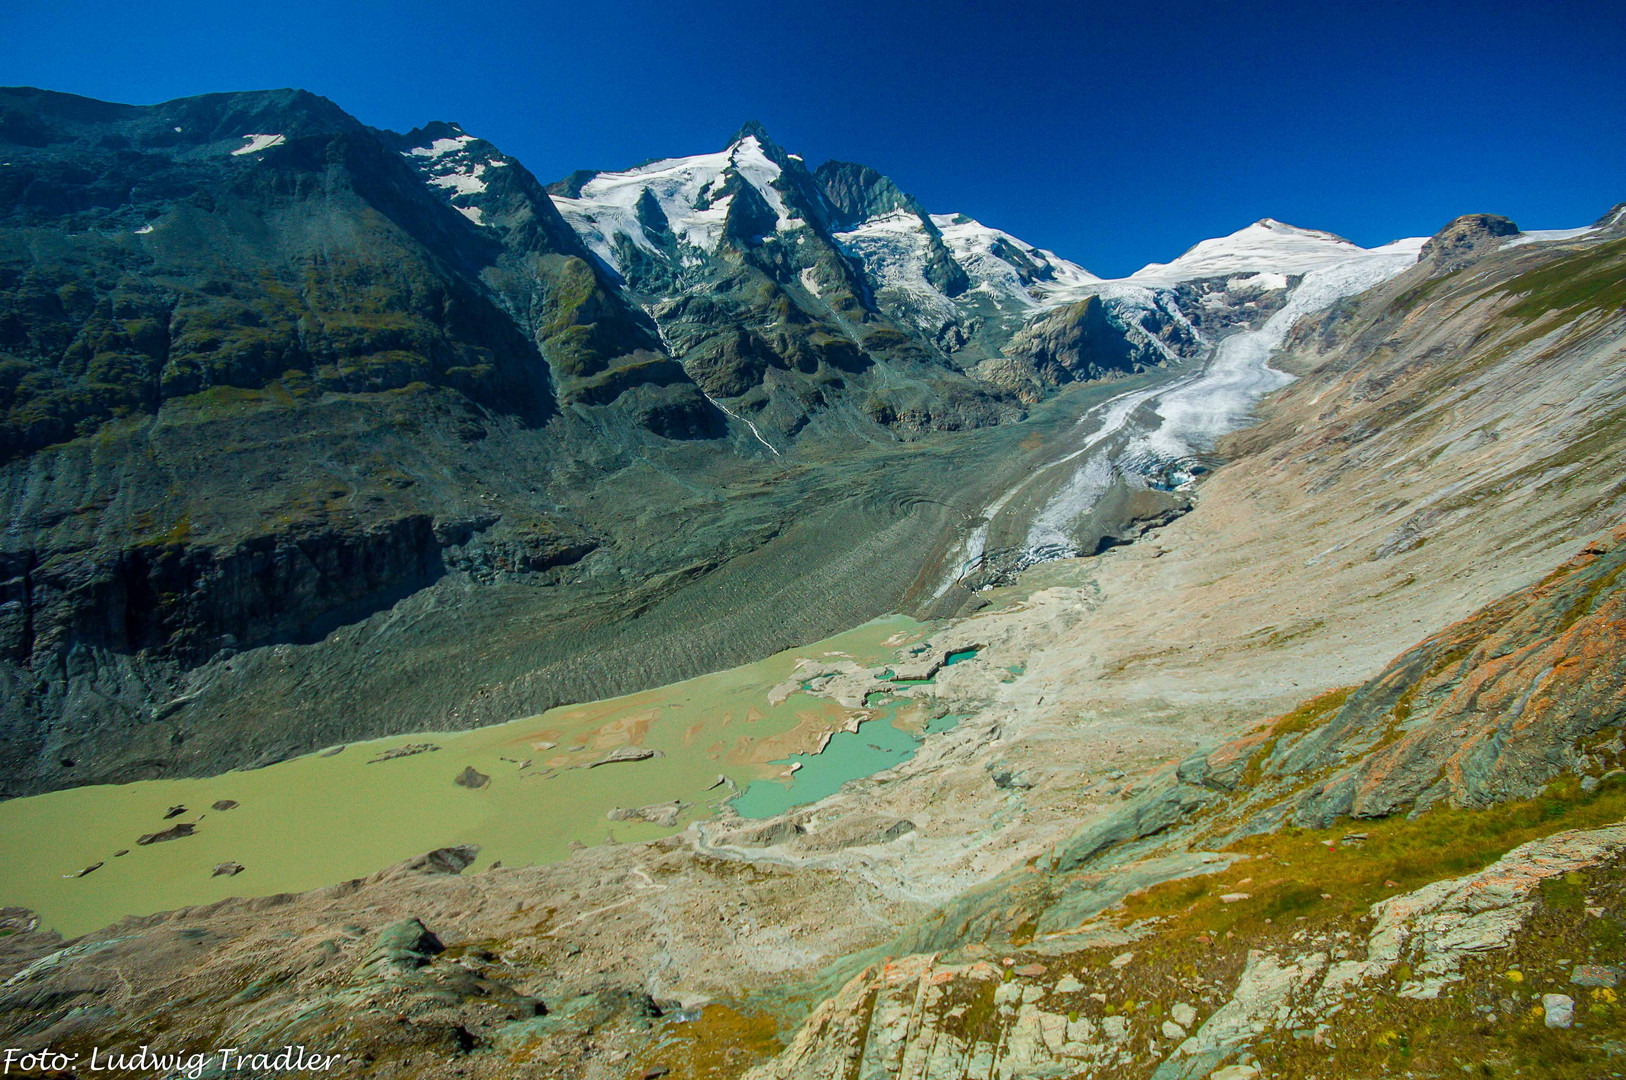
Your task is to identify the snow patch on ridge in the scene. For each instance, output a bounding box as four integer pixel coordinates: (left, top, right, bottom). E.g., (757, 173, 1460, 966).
(408, 135, 475, 159)
(428, 162, 490, 196)
(400, 128, 508, 222)
(231, 133, 285, 156)
(1503, 225, 1599, 249)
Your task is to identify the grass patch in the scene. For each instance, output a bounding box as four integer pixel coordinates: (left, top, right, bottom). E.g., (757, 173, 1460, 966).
(1502, 237, 1626, 323)
(1122, 772, 1626, 941)
(631, 1003, 783, 1080)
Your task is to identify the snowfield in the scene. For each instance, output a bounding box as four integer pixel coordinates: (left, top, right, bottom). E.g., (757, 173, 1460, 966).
(551, 135, 797, 274)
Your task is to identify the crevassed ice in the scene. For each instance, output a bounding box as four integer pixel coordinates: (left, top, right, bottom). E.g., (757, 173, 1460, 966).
(1124, 237, 1424, 465)
(1013, 232, 1426, 564)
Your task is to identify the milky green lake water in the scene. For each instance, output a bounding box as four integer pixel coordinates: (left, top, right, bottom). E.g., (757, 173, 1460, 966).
(0, 616, 931, 938)
(732, 705, 965, 819)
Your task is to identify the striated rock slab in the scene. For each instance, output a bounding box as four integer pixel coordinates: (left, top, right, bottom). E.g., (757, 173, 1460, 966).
(1152, 950, 1327, 1080)
(1315, 822, 1626, 1003)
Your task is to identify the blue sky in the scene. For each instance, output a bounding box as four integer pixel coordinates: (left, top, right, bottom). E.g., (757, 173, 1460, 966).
(5, 0, 1623, 276)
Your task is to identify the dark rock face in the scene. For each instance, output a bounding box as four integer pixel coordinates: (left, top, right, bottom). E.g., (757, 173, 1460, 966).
(0, 90, 573, 464)
(815, 160, 968, 296)
(999, 296, 1140, 384)
(4, 515, 448, 667)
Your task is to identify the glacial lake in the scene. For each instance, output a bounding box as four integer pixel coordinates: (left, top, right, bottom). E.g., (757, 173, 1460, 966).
(0, 616, 936, 938)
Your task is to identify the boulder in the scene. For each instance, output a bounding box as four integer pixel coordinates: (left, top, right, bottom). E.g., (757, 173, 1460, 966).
(1209, 1067, 1260, 1080)
(136, 823, 196, 845)
(393, 845, 481, 876)
(356, 918, 445, 977)
(589, 746, 661, 767)
(454, 766, 490, 789)
(1572, 964, 1620, 988)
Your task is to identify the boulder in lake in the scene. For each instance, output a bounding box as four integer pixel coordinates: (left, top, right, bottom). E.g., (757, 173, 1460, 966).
(211, 862, 245, 877)
(137, 823, 196, 845)
(454, 766, 491, 789)
(588, 746, 661, 767)
(607, 802, 685, 827)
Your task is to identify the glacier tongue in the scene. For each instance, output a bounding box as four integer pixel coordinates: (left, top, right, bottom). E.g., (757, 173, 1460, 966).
(1122, 235, 1426, 467)
(937, 229, 1428, 593)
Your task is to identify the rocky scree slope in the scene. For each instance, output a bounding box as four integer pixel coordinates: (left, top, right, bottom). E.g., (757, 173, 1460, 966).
(736, 522, 1626, 1080)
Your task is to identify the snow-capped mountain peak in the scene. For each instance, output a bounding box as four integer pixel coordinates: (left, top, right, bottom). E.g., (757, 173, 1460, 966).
(1125, 217, 1365, 286)
(548, 132, 808, 274)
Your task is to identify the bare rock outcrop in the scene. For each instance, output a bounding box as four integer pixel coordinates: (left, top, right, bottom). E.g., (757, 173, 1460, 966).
(1416, 213, 1520, 272)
